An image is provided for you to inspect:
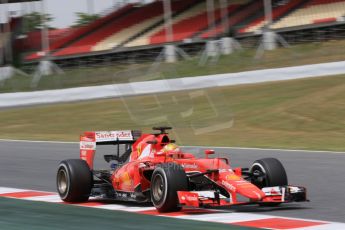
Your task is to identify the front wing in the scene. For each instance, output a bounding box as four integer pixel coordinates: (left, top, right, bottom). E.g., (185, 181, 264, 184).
(177, 186, 308, 208)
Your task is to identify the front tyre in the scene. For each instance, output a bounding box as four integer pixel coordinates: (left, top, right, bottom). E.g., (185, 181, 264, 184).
(150, 163, 188, 212)
(56, 159, 93, 202)
(250, 158, 288, 207)
(250, 158, 288, 188)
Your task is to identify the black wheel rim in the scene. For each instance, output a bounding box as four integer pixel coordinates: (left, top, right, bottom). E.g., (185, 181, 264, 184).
(251, 165, 268, 188)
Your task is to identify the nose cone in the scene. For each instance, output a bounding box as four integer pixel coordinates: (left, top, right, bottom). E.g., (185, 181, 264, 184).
(219, 172, 265, 201)
(236, 184, 265, 201)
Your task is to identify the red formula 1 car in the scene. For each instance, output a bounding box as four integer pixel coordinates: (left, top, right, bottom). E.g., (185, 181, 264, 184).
(56, 127, 307, 212)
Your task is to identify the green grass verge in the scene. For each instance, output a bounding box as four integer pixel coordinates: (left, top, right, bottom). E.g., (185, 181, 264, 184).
(2, 39, 345, 93)
(0, 75, 344, 151)
(0, 197, 256, 230)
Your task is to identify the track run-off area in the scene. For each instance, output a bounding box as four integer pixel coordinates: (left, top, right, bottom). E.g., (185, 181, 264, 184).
(0, 140, 344, 229)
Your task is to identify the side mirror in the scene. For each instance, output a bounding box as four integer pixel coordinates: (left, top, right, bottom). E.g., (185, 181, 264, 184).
(205, 149, 215, 158)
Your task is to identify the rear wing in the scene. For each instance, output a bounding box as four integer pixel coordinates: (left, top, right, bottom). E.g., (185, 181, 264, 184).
(81, 130, 142, 145)
(80, 130, 142, 169)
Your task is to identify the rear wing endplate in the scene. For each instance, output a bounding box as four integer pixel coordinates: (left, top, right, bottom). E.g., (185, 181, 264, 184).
(79, 130, 141, 169)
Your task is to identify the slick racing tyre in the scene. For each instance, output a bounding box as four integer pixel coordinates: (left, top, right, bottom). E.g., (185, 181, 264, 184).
(150, 163, 188, 212)
(250, 158, 288, 207)
(250, 158, 288, 188)
(57, 159, 93, 202)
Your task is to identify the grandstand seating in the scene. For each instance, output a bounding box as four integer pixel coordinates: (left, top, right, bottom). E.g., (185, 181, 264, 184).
(51, 4, 136, 57)
(92, 0, 198, 51)
(25, 4, 135, 60)
(147, 0, 249, 45)
(126, 0, 207, 47)
(23, 0, 345, 60)
(240, 0, 306, 33)
(126, 0, 250, 46)
(53, 0, 197, 56)
(149, 0, 210, 44)
(199, 0, 262, 38)
(272, 0, 345, 29)
(24, 28, 72, 51)
(50, 4, 134, 51)
(92, 16, 161, 51)
(90, 1, 164, 52)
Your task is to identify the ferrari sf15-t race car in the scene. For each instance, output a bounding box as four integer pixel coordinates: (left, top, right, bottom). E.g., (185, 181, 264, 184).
(56, 127, 307, 212)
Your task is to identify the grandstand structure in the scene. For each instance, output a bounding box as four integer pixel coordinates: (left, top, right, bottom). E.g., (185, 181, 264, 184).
(1, 0, 39, 65)
(3, 0, 345, 68)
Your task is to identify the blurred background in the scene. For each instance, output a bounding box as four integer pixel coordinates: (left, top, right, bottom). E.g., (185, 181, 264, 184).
(0, 0, 344, 150)
(1, 0, 345, 89)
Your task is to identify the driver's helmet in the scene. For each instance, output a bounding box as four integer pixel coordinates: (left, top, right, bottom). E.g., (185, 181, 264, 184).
(162, 143, 181, 154)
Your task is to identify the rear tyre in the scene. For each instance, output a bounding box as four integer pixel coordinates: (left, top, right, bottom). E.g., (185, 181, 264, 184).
(250, 158, 288, 207)
(56, 159, 93, 202)
(150, 163, 188, 212)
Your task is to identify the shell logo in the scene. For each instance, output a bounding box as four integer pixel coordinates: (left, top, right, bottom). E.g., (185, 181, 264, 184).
(120, 172, 132, 187)
(137, 144, 142, 157)
(226, 174, 241, 181)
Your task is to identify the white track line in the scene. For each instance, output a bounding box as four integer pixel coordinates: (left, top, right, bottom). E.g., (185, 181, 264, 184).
(94, 204, 154, 212)
(0, 139, 77, 144)
(24, 194, 62, 203)
(1, 186, 345, 229)
(302, 224, 345, 230)
(179, 212, 273, 223)
(184, 145, 345, 154)
(0, 187, 27, 193)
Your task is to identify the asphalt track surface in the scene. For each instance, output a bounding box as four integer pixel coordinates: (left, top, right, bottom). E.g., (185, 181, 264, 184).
(0, 140, 344, 223)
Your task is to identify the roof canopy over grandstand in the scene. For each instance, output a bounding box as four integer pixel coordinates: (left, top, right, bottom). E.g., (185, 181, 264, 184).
(1, 0, 40, 3)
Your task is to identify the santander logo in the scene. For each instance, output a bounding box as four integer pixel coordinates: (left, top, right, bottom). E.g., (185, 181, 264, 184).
(95, 131, 132, 141)
(186, 196, 198, 201)
(221, 180, 236, 192)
